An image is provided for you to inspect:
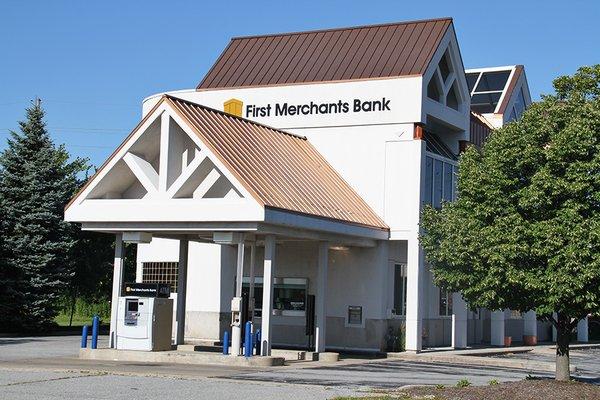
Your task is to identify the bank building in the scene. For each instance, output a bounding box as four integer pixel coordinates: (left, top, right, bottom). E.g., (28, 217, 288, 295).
(67, 17, 582, 355)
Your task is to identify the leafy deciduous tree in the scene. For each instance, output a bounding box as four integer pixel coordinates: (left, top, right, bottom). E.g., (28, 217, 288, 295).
(420, 65, 600, 381)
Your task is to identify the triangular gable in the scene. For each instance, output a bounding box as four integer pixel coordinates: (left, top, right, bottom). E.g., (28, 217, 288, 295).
(65, 97, 264, 223)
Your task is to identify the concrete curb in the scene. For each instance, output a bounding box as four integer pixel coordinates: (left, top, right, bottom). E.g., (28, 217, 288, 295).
(80, 348, 284, 367)
(387, 352, 576, 373)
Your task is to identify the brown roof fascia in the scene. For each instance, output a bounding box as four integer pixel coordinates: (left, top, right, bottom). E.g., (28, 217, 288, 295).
(195, 73, 422, 92)
(265, 205, 389, 231)
(496, 65, 524, 115)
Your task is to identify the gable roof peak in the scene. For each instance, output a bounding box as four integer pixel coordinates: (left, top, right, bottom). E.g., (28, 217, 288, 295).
(198, 17, 454, 89)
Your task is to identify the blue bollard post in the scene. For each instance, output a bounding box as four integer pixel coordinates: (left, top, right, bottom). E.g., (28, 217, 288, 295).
(223, 331, 230, 355)
(91, 315, 100, 349)
(244, 321, 252, 357)
(255, 329, 261, 355)
(81, 325, 89, 348)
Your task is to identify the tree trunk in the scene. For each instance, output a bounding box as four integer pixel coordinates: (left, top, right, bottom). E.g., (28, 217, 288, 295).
(555, 312, 571, 381)
(68, 286, 77, 327)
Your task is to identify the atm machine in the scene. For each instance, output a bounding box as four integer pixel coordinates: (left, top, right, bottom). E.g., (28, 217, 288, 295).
(116, 283, 173, 351)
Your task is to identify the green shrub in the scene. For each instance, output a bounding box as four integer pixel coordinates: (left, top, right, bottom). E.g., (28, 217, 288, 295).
(435, 384, 445, 390)
(456, 379, 471, 388)
(489, 379, 499, 386)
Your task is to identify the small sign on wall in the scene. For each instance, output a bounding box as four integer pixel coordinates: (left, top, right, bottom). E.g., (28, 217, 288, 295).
(348, 305, 363, 325)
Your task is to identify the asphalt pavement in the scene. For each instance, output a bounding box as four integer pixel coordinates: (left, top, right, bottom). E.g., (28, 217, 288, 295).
(1, 335, 597, 399)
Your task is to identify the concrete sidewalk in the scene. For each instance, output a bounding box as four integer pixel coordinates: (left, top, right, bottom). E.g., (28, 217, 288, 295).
(387, 344, 599, 373)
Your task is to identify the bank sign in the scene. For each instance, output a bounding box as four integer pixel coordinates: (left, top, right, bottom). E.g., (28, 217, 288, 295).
(224, 97, 392, 119)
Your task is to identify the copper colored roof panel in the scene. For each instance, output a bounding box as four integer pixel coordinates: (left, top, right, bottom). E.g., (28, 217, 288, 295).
(198, 18, 452, 89)
(165, 96, 388, 230)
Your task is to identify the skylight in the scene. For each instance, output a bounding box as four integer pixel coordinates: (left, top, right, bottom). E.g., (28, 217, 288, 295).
(465, 68, 512, 114)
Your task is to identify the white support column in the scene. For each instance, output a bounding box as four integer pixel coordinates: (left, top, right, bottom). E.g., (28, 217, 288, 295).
(231, 241, 245, 356)
(174, 239, 189, 345)
(249, 243, 256, 323)
(452, 293, 468, 349)
(405, 238, 424, 352)
(577, 316, 589, 343)
(491, 310, 505, 346)
(109, 233, 125, 348)
(523, 310, 537, 343)
(552, 312, 557, 342)
(315, 241, 329, 353)
(261, 235, 276, 356)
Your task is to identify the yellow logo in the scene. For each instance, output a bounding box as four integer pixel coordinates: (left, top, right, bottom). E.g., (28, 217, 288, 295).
(223, 98, 243, 117)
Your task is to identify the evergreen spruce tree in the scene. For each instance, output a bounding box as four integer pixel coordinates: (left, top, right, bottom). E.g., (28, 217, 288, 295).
(0, 100, 86, 331)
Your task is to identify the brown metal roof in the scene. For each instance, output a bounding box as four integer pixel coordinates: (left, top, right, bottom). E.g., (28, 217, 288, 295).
(165, 96, 388, 230)
(198, 18, 452, 89)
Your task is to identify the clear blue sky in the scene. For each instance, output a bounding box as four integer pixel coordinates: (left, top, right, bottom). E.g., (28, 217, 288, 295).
(1, 1, 598, 167)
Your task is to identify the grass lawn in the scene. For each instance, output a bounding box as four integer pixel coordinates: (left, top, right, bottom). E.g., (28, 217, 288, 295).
(54, 313, 104, 327)
(333, 379, 600, 400)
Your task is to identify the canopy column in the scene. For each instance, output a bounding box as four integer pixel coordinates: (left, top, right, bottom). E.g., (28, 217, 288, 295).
(405, 237, 424, 352)
(523, 310, 537, 344)
(577, 316, 589, 342)
(174, 238, 189, 345)
(315, 241, 329, 353)
(231, 241, 245, 356)
(491, 310, 505, 346)
(261, 235, 276, 356)
(109, 233, 125, 348)
(249, 243, 257, 323)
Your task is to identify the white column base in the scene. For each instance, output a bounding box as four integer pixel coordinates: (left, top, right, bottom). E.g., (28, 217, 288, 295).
(452, 293, 468, 349)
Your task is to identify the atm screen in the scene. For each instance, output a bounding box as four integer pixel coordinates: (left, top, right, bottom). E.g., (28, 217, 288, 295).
(127, 301, 138, 312)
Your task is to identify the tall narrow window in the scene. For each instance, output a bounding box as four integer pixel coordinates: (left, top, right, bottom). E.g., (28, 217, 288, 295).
(393, 264, 407, 316)
(433, 159, 443, 209)
(423, 156, 433, 206)
(439, 288, 453, 316)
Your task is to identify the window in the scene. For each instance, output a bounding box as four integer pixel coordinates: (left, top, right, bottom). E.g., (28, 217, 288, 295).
(475, 71, 510, 92)
(423, 155, 457, 208)
(443, 163, 453, 202)
(433, 159, 443, 209)
(241, 277, 307, 316)
(467, 69, 512, 114)
(465, 73, 479, 92)
(439, 288, 453, 316)
(471, 92, 503, 114)
(347, 306, 363, 325)
(393, 264, 407, 316)
(142, 262, 178, 293)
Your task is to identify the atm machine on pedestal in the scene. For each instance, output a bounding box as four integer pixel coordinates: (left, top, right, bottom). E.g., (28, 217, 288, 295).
(116, 283, 173, 351)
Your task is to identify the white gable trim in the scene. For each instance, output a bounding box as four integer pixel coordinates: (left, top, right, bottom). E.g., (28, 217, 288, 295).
(65, 98, 264, 224)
